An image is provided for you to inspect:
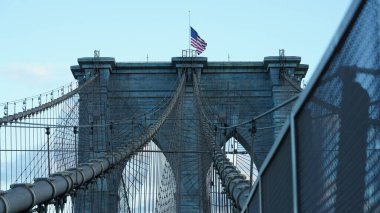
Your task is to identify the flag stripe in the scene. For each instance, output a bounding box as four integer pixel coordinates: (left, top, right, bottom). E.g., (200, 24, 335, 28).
(191, 38, 207, 47)
(192, 40, 206, 48)
(191, 40, 206, 50)
(190, 27, 207, 55)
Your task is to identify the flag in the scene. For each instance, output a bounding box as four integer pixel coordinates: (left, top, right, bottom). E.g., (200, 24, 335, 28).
(190, 27, 207, 55)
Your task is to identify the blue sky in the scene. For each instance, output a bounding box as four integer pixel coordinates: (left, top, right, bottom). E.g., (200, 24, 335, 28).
(0, 0, 352, 102)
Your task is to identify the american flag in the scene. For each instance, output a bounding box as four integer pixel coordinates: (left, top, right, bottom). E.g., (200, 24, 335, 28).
(190, 27, 207, 55)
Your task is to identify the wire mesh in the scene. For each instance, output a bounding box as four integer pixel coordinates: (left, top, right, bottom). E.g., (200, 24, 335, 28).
(244, 0, 380, 212)
(261, 132, 293, 212)
(297, 0, 380, 212)
(249, 187, 260, 213)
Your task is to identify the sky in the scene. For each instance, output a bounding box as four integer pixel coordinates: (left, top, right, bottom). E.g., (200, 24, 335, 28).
(0, 0, 353, 103)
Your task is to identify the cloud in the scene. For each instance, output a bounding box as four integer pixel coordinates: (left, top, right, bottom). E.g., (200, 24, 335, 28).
(2, 63, 53, 82)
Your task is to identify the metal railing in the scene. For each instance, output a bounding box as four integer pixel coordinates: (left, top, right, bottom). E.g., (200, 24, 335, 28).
(241, 0, 379, 211)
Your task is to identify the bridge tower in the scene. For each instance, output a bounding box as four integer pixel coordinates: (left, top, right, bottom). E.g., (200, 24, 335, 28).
(70, 52, 307, 212)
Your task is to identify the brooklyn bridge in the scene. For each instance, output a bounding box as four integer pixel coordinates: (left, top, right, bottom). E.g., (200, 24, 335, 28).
(0, 0, 379, 212)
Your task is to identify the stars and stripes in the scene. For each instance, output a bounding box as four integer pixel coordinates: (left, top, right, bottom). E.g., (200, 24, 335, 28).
(190, 27, 207, 55)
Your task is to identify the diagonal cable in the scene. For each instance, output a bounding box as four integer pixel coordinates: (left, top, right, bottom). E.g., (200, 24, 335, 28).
(0, 74, 185, 213)
(193, 72, 251, 210)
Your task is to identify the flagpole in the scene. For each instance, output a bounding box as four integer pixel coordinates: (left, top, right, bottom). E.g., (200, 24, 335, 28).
(188, 10, 191, 52)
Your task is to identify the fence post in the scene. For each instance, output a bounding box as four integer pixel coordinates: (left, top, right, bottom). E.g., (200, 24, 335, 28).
(290, 112, 298, 212)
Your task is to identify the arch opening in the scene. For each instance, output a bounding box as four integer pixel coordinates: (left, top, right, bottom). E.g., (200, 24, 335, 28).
(224, 136, 258, 182)
(206, 137, 258, 212)
(118, 140, 176, 213)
